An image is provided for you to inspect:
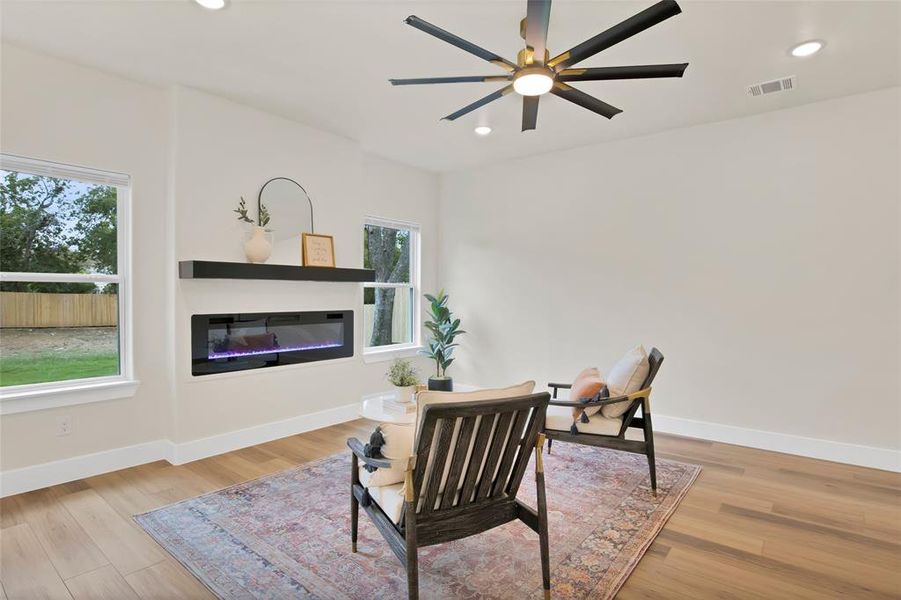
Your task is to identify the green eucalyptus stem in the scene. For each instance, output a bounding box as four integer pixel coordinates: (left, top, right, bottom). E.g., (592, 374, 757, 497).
(234, 196, 271, 228)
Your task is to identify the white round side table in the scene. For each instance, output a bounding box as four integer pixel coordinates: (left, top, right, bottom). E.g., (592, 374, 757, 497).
(360, 391, 416, 425)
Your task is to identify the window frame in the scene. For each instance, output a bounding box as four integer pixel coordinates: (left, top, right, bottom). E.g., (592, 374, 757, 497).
(0, 154, 137, 414)
(362, 216, 421, 362)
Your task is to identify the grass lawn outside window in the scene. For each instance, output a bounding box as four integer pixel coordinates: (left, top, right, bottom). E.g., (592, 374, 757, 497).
(0, 327, 119, 386)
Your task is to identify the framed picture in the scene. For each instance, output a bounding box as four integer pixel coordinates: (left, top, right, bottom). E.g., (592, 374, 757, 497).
(302, 233, 336, 267)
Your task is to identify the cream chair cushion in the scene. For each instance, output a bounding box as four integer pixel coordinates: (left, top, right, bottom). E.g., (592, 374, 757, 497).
(602, 345, 650, 418)
(367, 482, 405, 523)
(545, 404, 622, 436)
(414, 381, 537, 431)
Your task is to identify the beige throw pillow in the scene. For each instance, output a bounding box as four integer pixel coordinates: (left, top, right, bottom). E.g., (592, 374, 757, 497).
(377, 422, 416, 461)
(359, 464, 406, 487)
(357, 422, 414, 487)
(601, 345, 650, 419)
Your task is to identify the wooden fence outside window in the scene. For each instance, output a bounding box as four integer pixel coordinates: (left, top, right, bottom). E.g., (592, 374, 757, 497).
(0, 292, 118, 328)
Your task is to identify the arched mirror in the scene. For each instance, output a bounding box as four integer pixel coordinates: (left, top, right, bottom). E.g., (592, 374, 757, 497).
(258, 177, 314, 265)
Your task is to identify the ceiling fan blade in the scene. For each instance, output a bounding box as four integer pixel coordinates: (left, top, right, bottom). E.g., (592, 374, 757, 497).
(558, 63, 688, 82)
(390, 75, 513, 86)
(525, 0, 552, 65)
(547, 0, 682, 71)
(442, 85, 514, 121)
(522, 96, 540, 131)
(405, 16, 517, 72)
(551, 81, 622, 119)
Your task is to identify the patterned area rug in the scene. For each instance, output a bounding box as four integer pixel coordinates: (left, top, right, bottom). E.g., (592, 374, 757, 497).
(136, 443, 699, 599)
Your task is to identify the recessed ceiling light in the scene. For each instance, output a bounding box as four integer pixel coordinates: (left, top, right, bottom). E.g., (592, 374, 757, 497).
(791, 40, 824, 57)
(195, 0, 226, 10)
(474, 126, 492, 136)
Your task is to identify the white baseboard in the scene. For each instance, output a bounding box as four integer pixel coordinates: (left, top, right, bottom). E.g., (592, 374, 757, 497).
(653, 413, 901, 473)
(0, 439, 169, 498)
(166, 402, 361, 465)
(5, 404, 897, 498)
(0, 402, 362, 498)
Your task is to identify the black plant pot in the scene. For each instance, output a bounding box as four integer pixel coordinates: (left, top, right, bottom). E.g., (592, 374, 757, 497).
(428, 376, 453, 392)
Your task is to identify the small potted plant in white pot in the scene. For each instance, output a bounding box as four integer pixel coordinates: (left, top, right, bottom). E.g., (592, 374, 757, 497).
(386, 358, 421, 403)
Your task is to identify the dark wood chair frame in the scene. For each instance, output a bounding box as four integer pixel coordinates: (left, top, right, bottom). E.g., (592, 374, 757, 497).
(544, 348, 664, 494)
(348, 392, 552, 600)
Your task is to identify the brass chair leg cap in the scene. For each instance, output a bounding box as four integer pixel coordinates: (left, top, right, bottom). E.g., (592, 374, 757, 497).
(544, 589, 551, 599)
(352, 542, 357, 553)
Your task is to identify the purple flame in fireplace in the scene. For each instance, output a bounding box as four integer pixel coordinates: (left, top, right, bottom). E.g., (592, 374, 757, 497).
(208, 341, 344, 360)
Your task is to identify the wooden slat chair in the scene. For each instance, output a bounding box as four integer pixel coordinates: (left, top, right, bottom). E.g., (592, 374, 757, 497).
(348, 392, 552, 600)
(544, 348, 664, 494)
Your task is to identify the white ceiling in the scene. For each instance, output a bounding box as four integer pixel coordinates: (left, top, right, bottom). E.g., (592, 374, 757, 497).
(1, 1, 899, 172)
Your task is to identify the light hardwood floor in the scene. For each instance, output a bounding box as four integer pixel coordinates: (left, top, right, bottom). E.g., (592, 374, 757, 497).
(1, 420, 899, 599)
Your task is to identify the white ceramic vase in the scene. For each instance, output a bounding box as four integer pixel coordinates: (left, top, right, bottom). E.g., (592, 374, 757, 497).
(244, 226, 272, 264)
(395, 385, 416, 404)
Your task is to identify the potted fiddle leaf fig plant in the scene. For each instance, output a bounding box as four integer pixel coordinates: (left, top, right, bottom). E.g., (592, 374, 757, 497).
(386, 358, 420, 404)
(420, 289, 465, 391)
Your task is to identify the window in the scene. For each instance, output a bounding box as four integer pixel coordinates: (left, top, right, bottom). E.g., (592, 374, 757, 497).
(0, 155, 134, 411)
(363, 217, 420, 356)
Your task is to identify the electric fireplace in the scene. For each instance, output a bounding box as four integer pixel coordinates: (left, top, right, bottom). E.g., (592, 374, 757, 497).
(191, 310, 353, 376)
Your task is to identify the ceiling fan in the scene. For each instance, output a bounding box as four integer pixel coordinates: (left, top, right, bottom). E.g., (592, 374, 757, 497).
(389, 0, 688, 131)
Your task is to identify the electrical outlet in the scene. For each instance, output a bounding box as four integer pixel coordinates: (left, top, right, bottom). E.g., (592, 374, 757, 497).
(56, 416, 72, 437)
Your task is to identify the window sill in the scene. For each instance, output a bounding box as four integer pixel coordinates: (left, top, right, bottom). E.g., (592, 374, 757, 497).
(0, 378, 140, 415)
(362, 344, 423, 364)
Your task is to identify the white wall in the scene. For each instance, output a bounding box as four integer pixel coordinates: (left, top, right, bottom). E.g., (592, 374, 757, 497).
(0, 45, 171, 470)
(439, 87, 900, 462)
(0, 46, 440, 480)
(171, 87, 438, 443)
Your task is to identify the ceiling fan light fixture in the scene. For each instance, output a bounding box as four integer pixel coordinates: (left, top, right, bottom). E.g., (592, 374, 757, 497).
(391, 0, 688, 131)
(513, 67, 554, 96)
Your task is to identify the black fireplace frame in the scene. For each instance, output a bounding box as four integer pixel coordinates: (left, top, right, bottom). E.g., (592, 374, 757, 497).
(191, 310, 354, 376)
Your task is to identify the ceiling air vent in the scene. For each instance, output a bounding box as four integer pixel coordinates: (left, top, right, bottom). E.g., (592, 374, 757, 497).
(748, 75, 796, 97)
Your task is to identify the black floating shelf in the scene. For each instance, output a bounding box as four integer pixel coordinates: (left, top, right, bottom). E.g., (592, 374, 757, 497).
(179, 260, 375, 283)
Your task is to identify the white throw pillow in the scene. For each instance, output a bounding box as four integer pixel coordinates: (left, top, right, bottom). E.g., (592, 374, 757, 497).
(358, 423, 414, 487)
(377, 423, 415, 461)
(601, 345, 650, 419)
